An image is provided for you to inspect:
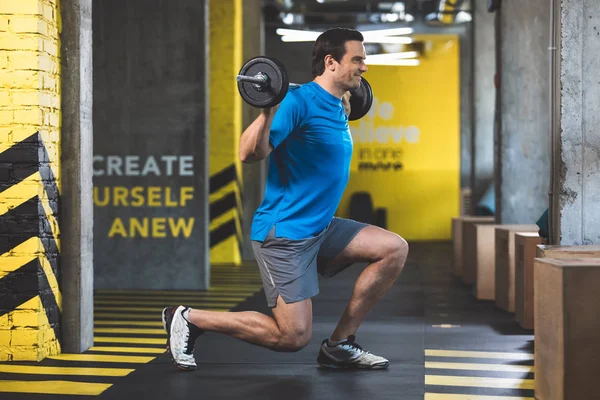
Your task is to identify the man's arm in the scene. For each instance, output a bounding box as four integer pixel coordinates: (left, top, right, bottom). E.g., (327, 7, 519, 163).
(239, 106, 278, 163)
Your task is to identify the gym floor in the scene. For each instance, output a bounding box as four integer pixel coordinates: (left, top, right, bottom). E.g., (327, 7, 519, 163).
(0, 242, 535, 399)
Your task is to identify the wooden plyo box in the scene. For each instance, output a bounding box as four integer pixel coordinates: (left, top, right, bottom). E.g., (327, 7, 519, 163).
(494, 225, 539, 312)
(463, 222, 498, 299)
(534, 258, 600, 400)
(462, 218, 495, 286)
(514, 232, 542, 329)
(537, 244, 600, 259)
(453, 216, 493, 278)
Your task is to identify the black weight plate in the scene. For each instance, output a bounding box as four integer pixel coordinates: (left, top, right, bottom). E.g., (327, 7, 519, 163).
(348, 77, 374, 121)
(237, 56, 289, 108)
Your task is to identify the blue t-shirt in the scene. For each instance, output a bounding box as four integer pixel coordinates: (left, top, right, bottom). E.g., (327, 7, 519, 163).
(250, 82, 353, 241)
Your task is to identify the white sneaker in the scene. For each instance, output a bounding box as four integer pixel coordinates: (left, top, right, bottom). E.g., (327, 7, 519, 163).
(317, 335, 389, 369)
(162, 305, 203, 371)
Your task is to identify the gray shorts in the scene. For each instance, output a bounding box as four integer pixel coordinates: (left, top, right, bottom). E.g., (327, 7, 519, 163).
(251, 217, 368, 307)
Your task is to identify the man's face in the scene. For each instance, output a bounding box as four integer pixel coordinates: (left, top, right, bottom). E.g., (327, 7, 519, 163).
(334, 40, 368, 91)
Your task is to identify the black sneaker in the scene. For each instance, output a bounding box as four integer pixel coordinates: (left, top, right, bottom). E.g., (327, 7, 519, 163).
(162, 306, 204, 371)
(317, 335, 389, 369)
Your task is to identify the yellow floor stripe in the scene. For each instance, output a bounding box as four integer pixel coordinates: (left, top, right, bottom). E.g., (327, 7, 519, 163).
(425, 394, 534, 400)
(48, 354, 154, 364)
(94, 298, 246, 305)
(94, 337, 166, 345)
(95, 320, 164, 327)
(0, 380, 112, 396)
(95, 305, 236, 313)
(88, 346, 166, 354)
(425, 375, 535, 390)
(94, 295, 249, 302)
(95, 287, 260, 294)
(94, 327, 166, 335)
(425, 350, 534, 360)
(425, 362, 534, 373)
(93, 310, 227, 319)
(0, 364, 134, 377)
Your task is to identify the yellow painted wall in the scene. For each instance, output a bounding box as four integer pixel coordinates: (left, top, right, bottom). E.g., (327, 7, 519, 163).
(208, 0, 243, 264)
(339, 35, 460, 241)
(0, 0, 62, 361)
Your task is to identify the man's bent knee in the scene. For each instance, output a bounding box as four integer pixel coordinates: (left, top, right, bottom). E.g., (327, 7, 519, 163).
(276, 329, 312, 352)
(385, 234, 409, 275)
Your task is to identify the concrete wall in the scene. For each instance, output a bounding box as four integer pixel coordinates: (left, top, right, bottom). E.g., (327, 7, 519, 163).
(472, 2, 495, 208)
(497, 0, 551, 224)
(558, 0, 600, 244)
(93, 0, 209, 289)
(0, 0, 62, 360)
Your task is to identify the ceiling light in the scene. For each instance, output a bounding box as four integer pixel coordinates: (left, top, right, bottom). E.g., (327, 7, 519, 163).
(367, 51, 418, 60)
(366, 59, 420, 66)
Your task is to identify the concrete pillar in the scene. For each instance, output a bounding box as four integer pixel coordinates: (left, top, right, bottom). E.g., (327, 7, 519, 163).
(208, 0, 243, 265)
(0, 0, 62, 360)
(459, 27, 472, 195)
(59, 0, 94, 353)
(496, 0, 551, 224)
(471, 1, 495, 210)
(240, 0, 265, 261)
(555, 0, 600, 244)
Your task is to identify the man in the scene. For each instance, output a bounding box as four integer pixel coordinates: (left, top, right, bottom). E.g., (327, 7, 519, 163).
(163, 28, 409, 371)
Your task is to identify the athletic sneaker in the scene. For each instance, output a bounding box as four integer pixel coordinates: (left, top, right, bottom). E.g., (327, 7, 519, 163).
(317, 335, 389, 369)
(162, 305, 204, 371)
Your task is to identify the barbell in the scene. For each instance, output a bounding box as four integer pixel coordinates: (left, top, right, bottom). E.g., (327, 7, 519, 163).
(236, 56, 373, 121)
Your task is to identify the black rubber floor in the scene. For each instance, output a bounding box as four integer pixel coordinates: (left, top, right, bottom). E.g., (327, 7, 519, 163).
(98, 242, 535, 400)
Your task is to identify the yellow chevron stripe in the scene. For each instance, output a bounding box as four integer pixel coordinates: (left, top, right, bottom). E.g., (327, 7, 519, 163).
(0, 172, 38, 214)
(0, 381, 111, 396)
(0, 364, 134, 377)
(0, 238, 61, 311)
(38, 175, 60, 252)
(209, 208, 239, 231)
(209, 181, 237, 202)
(0, 237, 39, 274)
(39, 250, 62, 312)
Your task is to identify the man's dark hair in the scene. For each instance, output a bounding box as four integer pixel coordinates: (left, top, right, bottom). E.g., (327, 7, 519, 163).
(311, 28, 364, 78)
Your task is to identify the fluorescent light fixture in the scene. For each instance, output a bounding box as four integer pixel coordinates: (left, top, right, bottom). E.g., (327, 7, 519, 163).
(277, 27, 414, 44)
(362, 27, 413, 36)
(367, 51, 418, 60)
(366, 59, 420, 66)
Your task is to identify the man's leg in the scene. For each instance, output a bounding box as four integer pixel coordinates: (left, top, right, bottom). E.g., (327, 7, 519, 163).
(187, 295, 312, 351)
(327, 225, 408, 341)
(164, 296, 313, 370)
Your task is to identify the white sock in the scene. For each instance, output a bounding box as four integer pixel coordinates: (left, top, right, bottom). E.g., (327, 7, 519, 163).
(327, 338, 347, 347)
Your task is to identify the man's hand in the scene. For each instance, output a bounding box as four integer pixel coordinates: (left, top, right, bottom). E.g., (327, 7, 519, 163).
(342, 91, 351, 117)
